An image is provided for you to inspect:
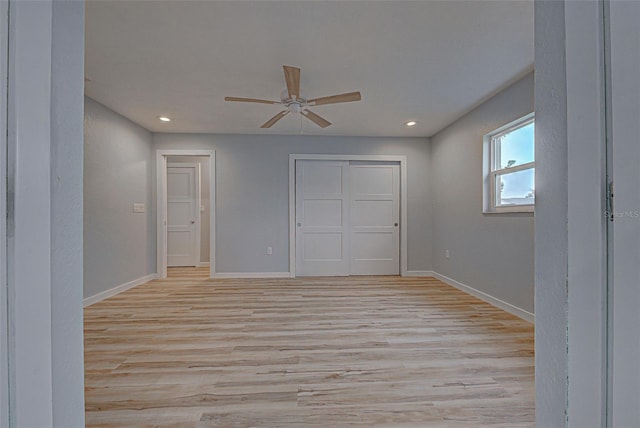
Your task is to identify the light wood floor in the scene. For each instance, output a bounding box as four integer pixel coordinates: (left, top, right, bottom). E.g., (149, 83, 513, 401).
(84, 268, 534, 427)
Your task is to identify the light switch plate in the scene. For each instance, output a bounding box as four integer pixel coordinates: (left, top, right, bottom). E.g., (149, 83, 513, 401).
(133, 203, 145, 213)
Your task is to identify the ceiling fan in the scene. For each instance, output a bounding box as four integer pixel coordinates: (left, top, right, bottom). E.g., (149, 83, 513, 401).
(225, 65, 362, 129)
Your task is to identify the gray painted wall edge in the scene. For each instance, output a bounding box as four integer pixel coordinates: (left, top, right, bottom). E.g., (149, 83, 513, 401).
(7, 0, 85, 425)
(51, 1, 86, 426)
(535, 0, 569, 426)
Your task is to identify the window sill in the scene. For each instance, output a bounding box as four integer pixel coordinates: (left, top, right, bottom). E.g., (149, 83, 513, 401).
(484, 205, 534, 214)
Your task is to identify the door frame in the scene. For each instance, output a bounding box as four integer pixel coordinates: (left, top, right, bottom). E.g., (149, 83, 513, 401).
(605, 1, 640, 424)
(289, 154, 408, 277)
(156, 149, 215, 279)
(565, 0, 609, 424)
(0, 0, 8, 424)
(166, 162, 201, 268)
(535, 0, 611, 425)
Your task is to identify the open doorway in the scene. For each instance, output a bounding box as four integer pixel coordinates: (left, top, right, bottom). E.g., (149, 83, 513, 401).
(156, 150, 215, 279)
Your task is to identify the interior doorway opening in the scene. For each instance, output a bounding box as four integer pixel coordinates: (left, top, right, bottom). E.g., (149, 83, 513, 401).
(156, 150, 216, 279)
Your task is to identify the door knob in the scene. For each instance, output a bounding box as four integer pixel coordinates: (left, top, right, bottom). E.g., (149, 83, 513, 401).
(297, 223, 302, 227)
(394, 223, 398, 227)
(191, 220, 196, 224)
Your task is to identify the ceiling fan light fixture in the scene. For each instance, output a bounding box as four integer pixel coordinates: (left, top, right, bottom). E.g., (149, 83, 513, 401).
(289, 103, 301, 114)
(405, 120, 417, 127)
(158, 116, 172, 122)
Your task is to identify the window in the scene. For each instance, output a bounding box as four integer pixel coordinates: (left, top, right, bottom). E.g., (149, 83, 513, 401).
(484, 113, 535, 213)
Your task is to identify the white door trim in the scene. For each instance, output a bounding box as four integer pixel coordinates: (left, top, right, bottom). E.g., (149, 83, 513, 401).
(0, 0, 8, 424)
(289, 154, 408, 277)
(156, 150, 215, 279)
(606, 1, 640, 424)
(564, 1, 609, 424)
(167, 162, 201, 267)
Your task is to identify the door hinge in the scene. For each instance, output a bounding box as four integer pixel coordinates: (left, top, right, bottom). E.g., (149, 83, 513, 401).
(607, 181, 614, 222)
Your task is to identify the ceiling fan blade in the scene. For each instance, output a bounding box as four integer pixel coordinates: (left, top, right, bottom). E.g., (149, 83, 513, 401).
(260, 110, 290, 128)
(308, 91, 362, 106)
(283, 65, 301, 99)
(224, 96, 280, 104)
(301, 109, 331, 128)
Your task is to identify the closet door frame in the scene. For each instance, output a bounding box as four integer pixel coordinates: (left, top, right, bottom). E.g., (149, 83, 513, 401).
(605, 1, 640, 425)
(289, 154, 408, 278)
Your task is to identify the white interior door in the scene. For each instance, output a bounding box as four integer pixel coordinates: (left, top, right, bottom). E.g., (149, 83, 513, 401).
(608, 2, 640, 425)
(350, 162, 400, 275)
(296, 160, 350, 276)
(167, 163, 200, 267)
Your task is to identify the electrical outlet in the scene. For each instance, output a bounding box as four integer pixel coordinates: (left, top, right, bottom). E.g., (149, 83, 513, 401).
(445, 249, 450, 259)
(266, 246, 273, 255)
(133, 203, 145, 213)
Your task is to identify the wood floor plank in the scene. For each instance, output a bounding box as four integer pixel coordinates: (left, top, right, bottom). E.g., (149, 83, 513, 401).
(85, 267, 534, 427)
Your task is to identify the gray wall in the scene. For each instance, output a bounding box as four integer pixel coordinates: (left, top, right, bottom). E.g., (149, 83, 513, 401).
(430, 73, 534, 314)
(535, 1, 568, 425)
(154, 134, 432, 273)
(167, 156, 210, 263)
(84, 97, 155, 298)
(51, 1, 86, 425)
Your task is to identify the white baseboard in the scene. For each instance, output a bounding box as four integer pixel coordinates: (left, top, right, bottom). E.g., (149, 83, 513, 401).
(83, 273, 158, 307)
(430, 271, 534, 323)
(404, 270, 436, 277)
(211, 272, 291, 279)
(196, 262, 210, 268)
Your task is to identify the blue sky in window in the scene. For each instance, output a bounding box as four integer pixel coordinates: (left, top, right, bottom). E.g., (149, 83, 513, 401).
(499, 122, 534, 168)
(499, 122, 534, 200)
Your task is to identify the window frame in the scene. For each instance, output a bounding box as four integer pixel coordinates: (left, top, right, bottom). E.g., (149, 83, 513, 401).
(483, 113, 535, 214)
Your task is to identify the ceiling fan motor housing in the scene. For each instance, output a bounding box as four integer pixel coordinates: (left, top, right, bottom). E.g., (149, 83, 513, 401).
(281, 89, 308, 111)
(288, 103, 302, 114)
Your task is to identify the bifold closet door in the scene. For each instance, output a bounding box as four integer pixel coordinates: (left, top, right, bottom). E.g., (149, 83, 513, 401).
(350, 163, 400, 275)
(295, 160, 350, 276)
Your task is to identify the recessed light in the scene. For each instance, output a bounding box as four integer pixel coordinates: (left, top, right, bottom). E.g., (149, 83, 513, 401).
(405, 121, 417, 127)
(158, 116, 171, 122)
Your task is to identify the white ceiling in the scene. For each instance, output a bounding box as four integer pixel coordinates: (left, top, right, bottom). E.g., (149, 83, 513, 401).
(85, 1, 533, 137)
